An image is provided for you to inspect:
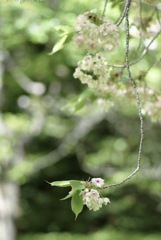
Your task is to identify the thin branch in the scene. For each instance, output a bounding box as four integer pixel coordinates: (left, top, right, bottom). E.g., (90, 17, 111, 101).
(102, 0, 109, 18)
(104, 1, 144, 188)
(116, 0, 131, 26)
(106, 28, 161, 68)
(130, 29, 161, 66)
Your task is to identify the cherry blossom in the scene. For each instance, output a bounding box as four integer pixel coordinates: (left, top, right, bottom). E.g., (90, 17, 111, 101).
(74, 9, 119, 53)
(73, 53, 110, 91)
(91, 178, 105, 188)
(81, 188, 110, 211)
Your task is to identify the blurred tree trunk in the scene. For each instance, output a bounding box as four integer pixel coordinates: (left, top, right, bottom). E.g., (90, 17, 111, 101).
(0, 182, 19, 240)
(0, 50, 19, 240)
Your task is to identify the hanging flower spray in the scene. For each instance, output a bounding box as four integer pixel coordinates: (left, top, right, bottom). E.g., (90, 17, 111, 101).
(48, 0, 161, 218)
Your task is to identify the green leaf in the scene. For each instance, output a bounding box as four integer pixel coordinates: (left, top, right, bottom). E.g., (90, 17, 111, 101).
(47, 180, 85, 189)
(61, 188, 77, 200)
(71, 191, 84, 220)
(48, 31, 73, 55)
(48, 34, 68, 55)
(70, 180, 85, 190)
(47, 180, 71, 187)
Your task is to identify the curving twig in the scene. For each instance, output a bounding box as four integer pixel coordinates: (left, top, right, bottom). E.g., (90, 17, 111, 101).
(102, 0, 109, 18)
(104, 0, 144, 188)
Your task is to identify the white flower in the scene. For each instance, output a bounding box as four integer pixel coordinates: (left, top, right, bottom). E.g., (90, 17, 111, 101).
(73, 53, 110, 91)
(91, 178, 105, 188)
(103, 197, 110, 205)
(74, 9, 119, 52)
(80, 188, 110, 211)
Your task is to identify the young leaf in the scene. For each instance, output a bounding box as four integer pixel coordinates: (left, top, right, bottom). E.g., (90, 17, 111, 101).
(61, 188, 77, 200)
(48, 32, 73, 55)
(48, 34, 68, 55)
(70, 180, 85, 190)
(71, 191, 84, 220)
(48, 180, 71, 187)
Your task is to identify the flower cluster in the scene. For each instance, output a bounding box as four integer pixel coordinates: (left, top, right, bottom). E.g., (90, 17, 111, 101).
(142, 95, 161, 121)
(80, 178, 110, 211)
(73, 10, 119, 95)
(49, 177, 110, 218)
(73, 53, 110, 91)
(81, 188, 110, 211)
(74, 9, 118, 52)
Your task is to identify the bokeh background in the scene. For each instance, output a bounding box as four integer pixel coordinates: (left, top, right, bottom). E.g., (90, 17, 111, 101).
(0, 0, 161, 240)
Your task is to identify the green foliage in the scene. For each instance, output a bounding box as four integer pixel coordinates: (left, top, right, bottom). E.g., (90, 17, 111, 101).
(71, 191, 84, 219)
(48, 181, 71, 187)
(48, 180, 85, 189)
(48, 31, 73, 55)
(48, 180, 85, 218)
(18, 230, 161, 240)
(70, 180, 85, 190)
